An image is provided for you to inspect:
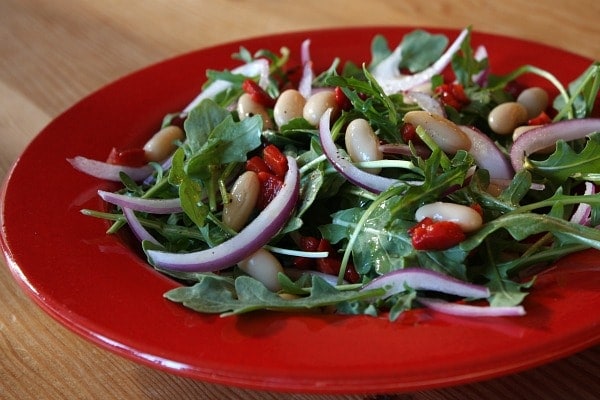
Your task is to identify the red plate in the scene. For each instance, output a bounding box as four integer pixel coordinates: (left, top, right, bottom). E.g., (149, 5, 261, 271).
(1, 27, 599, 394)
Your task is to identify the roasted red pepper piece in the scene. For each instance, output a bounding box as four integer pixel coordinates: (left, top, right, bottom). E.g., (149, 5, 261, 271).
(334, 86, 352, 111)
(316, 239, 360, 283)
(400, 123, 423, 145)
(246, 155, 271, 174)
(256, 171, 283, 210)
(528, 111, 552, 126)
(434, 83, 470, 110)
(106, 147, 148, 167)
(409, 217, 466, 251)
(262, 144, 289, 180)
(242, 79, 276, 108)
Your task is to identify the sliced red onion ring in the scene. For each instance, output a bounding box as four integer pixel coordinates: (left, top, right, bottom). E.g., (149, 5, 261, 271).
(361, 268, 490, 299)
(298, 39, 314, 99)
(146, 156, 299, 272)
(374, 28, 469, 94)
(510, 118, 600, 172)
(459, 125, 514, 180)
(183, 58, 270, 113)
(67, 156, 154, 182)
(404, 91, 445, 117)
(379, 143, 431, 158)
(419, 297, 526, 317)
(570, 181, 595, 225)
(98, 190, 183, 214)
(122, 207, 161, 246)
(319, 108, 400, 193)
(472, 45, 489, 87)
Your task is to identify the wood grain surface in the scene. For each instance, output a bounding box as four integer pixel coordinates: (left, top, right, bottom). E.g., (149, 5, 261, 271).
(1, 1, 599, 399)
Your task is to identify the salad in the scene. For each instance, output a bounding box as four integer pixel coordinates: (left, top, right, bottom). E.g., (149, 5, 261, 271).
(71, 27, 600, 321)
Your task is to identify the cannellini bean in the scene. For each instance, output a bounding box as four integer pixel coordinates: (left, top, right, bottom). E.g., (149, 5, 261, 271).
(344, 118, 383, 174)
(238, 248, 284, 291)
(273, 89, 306, 127)
(488, 102, 528, 135)
(143, 125, 185, 162)
(303, 90, 338, 126)
(415, 202, 483, 233)
(512, 125, 555, 154)
(222, 171, 260, 231)
(237, 93, 274, 129)
(403, 111, 471, 154)
(517, 87, 549, 119)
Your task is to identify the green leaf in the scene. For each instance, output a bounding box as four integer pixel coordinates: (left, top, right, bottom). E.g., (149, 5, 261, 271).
(164, 275, 384, 316)
(399, 29, 448, 73)
(528, 133, 600, 183)
(183, 99, 230, 153)
(185, 113, 262, 179)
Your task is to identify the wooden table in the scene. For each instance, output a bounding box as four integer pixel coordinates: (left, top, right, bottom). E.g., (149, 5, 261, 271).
(1, 1, 599, 399)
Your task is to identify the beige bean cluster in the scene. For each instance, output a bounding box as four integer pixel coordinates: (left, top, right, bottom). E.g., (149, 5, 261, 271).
(415, 202, 483, 233)
(272, 89, 341, 128)
(487, 86, 549, 136)
(222, 171, 260, 231)
(237, 248, 284, 291)
(237, 93, 274, 130)
(403, 110, 471, 154)
(143, 125, 185, 162)
(344, 118, 383, 174)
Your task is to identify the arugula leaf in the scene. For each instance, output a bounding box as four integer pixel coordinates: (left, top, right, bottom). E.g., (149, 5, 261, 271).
(164, 274, 384, 316)
(527, 133, 600, 182)
(185, 112, 262, 179)
(398, 29, 448, 73)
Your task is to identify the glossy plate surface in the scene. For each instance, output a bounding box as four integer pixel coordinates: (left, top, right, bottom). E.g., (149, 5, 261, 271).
(1, 27, 599, 394)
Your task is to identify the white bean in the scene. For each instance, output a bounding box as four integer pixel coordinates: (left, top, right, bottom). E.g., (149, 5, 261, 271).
(303, 90, 338, 126)
(237, 93, 274, 129)
(143, 125, 185, 162)
(403, 111, 471, 154)
(517, 87, 549, 119)
(488, 102, 528, 135)
(222, 171, 260, 231)
(415, 202, 483, 233)
(237, 248, 284, 291)
(273, 89, 306, 127)
(344, 118, 383, 174)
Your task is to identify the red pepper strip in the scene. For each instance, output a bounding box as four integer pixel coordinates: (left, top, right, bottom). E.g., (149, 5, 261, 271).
(292, 236, 320, 269)
(106, 147, 148, 167)
(434, 83, 470, 110)
(246, 155, 271, 174)
(528, 111, 552, 126)
(409, 217, 466, 251)
(334, 86, 352, 111)
(242, 79, 276, 108)
(262, 144, 289, 180)
(316, 239, 360, 283)
(256, 171, 283, 210)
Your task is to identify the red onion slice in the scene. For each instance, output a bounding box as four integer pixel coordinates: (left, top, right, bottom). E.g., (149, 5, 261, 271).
(319, 108, 399, 193)
(419, 297, 526, 317)
(375, 28, 469, 94)
(146, 156, 299, 272)
(459, 125, 514, 180)
(67, 156, 154, 182)
(472, 45, 489, 87)
(98, 190, 183, 214)
(122, 207, 161, 246)
(298, 39, 314, 99)
(510, 118, 600, 172)
(183, 58, 270, 113)
(570, 181, 595, 225)
(361, 268, 490, 299)
(404, 91, 446, 117)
